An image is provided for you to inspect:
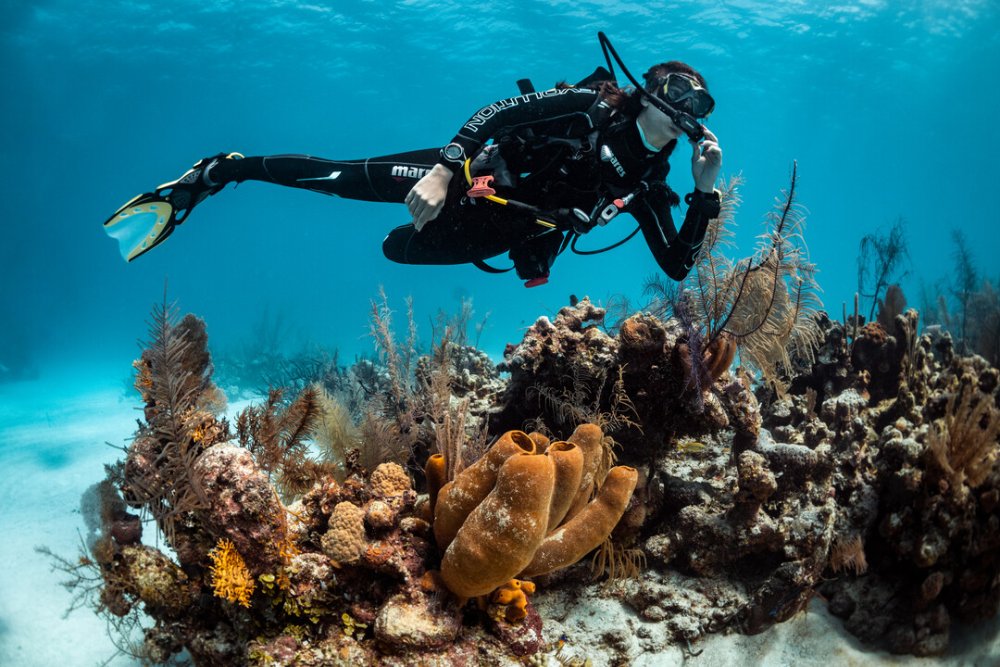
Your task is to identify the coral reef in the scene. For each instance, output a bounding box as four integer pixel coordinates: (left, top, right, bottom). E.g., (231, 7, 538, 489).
(51, 223, 998, 663)
(491, 295, 997, 655)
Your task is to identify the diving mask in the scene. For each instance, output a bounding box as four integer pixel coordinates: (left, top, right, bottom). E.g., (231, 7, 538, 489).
(656, 72, 715, 119)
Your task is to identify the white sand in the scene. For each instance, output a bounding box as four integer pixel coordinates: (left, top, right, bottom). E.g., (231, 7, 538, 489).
(0, 367, 141, 667)
(1, 372, 996, 667)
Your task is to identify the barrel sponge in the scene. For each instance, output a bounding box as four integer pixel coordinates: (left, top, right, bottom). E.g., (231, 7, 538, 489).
(321, 501, 367, 565)
(434, 430, 536, 552)
(440, 453, 555, 598)
(519, 465, 638, 578)
(370, 462, 412, 497)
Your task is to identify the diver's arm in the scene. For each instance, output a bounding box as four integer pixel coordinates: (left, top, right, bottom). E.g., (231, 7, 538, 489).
(631, 185, 720, 281)
(407, 164, 453, 231)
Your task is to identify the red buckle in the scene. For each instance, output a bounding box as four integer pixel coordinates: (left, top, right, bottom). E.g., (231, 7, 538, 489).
(613, 198, 625, 208)
(524, 274, 549, 288)
(467, 175, 496, 197)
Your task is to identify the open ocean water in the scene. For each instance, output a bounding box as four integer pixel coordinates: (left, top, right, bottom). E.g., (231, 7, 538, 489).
(0, 1, 998, 665)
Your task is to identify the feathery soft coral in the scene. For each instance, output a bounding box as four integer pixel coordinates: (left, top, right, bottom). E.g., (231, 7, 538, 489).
(208, 538, 255, 607)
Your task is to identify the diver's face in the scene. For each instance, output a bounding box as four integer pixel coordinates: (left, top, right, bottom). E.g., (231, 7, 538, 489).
(638, 97, 684, 142)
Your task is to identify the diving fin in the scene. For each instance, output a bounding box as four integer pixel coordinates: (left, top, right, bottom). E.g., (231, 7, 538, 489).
(103, 152, 243, 262)
(103, 192, 177, 262)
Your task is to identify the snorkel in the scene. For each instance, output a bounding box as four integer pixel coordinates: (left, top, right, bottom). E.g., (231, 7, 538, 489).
(597, 32, 711, 142)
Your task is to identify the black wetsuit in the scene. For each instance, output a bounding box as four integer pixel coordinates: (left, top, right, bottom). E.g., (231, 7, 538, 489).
(212, 87, 721, 282)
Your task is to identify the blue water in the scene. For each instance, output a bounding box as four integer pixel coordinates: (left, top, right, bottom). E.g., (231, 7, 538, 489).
(3, 0, 999, 375)
(0, 3, 998, 663)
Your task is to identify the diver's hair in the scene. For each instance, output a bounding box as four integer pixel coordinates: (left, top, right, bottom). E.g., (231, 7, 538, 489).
(559, 60, 708, 115)
(642, 61, 708, 91)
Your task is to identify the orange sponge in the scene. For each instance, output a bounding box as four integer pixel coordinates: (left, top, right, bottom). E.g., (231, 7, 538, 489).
(519, 465, 638, 578)
(433, 430, 536, 551)
(440, 452, 554, 598)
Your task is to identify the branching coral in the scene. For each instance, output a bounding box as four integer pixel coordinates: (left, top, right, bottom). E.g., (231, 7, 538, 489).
(369, 286, 419, 430)
(234, 385, 323, 501)
(668, 165, 823, 394)
(209, 538, 255, 607)
(124, 298, 225, 547)
(829, 534, 868, 575)
(858, 217, 909, 322)
(311, 384, 360, 482)
(926, 377, 1000, 498)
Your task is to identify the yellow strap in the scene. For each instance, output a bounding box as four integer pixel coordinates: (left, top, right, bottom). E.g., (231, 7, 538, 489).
(462, 158, 555, 228)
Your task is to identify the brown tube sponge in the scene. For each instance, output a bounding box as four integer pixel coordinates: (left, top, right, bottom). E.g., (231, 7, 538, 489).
(705, 332, 737, 381)
(433, 430, 535, 551)
(527, 432, 551, 453)
(544, 441, 584, 532)
(519, 465, 638, 578)
(440, 453, 555, 598)
(562, 423, 605, 522)
(425, 454, 446, 516)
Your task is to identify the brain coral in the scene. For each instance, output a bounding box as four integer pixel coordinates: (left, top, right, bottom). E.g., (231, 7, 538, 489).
(370, 463, 412, 497)
(321, 501, 367, 565)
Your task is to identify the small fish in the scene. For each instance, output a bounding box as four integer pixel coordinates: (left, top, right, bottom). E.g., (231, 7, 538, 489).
(569, 294, 579, 307)
(676, 440, 707, 453)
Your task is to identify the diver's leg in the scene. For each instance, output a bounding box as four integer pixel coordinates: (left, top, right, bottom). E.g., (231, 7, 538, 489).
(209, 149, 440, 203)
(381, 202, 551, 267)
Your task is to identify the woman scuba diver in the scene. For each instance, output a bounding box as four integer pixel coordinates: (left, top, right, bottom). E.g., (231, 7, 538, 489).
(104, 34, 722, 288)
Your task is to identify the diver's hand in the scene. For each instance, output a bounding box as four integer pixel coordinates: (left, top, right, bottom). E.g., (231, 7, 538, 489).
(406, 164, 454, 231)
(691, 127, 722, 193)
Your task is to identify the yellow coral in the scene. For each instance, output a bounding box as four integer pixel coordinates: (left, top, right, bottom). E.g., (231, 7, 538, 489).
(209, 538, 255, 607)
(278, 533, 301, 564)
(341, 611, 368, 639)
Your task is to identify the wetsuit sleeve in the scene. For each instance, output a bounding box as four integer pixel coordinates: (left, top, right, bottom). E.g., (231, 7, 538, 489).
(630, 185, 721, 281)
(436, 88, 601, 172)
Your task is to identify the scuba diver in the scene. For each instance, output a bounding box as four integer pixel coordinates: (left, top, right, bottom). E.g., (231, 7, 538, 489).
(104, 34, 722, 287)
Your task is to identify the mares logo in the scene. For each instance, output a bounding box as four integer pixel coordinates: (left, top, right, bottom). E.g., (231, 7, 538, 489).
(601, 145, 626, 177)
(391, 165, 431, 179)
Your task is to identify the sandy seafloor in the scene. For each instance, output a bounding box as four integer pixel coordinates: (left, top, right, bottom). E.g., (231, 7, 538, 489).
(1, 369, 998, 667)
